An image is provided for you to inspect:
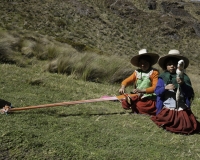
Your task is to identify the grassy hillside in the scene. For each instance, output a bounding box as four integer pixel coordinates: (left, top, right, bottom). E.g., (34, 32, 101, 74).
(1, 63, 200, 160)
(1, 0, 200, 159)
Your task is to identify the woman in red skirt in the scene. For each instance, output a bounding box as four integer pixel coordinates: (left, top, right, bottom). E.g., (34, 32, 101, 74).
(119, 49, 159, 116)
(151, 49, 200, 134)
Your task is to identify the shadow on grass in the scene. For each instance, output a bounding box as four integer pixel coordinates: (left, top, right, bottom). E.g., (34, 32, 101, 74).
(57, 111, 130, 117)
(7, 110, 131, 117)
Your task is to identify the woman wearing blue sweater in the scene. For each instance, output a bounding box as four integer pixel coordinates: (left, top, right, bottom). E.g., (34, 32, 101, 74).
(151, 50, 200, 134)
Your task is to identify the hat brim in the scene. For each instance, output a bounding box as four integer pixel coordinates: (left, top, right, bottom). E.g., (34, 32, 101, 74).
(130, 53, 159, 67)
(158, 54, 189, 69)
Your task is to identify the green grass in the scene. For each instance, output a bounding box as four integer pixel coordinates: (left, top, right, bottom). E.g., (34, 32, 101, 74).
(0, 0, 200, 159)
(1, 63, 200, 160)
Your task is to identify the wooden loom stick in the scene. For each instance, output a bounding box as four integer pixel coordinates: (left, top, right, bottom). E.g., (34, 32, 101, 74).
(1, 94, 137, 113)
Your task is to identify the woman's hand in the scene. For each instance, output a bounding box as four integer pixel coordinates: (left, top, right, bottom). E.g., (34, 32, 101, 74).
(119, 85, 125, 94)
(165, 84, 175, 90)
(176, 77, 184, 85)
(132, 88, 145, 94)
(132, 89, 145, 98)
(132, 88, 140, 93)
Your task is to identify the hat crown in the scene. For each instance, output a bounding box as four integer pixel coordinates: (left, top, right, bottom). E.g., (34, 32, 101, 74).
(139, 49, 148, 55)
(168, 49, 180, 55)
(131, 49, 159, 67)
(158, 49, 189, 69)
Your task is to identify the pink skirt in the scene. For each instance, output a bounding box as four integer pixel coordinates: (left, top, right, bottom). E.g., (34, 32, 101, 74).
(151, 107, 200, 134)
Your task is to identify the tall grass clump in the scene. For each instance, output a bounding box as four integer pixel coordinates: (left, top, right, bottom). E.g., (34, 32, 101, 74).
(0, 30, 17, 64)
(18, 34, 64, 61)
(20, 38, 37, 58)
(34, 44, 60, 60)
(0, 41, 14, 63)
(46, 51, 134, 83)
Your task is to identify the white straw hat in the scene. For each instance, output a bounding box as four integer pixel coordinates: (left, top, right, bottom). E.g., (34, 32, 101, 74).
(130, 49, 159, 67)
(158, 49, 189, 69)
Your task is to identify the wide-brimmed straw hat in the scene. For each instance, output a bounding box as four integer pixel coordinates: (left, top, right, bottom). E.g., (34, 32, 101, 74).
(130, 49, 159, 67)
(158, 49, 189, 69)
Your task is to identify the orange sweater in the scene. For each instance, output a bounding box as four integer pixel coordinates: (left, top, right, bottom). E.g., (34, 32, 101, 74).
(121, 69, 159, 93)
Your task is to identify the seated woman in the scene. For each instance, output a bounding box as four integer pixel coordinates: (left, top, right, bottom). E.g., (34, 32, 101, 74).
(119, 49, 159, 115)
(151, 49, 200, 134)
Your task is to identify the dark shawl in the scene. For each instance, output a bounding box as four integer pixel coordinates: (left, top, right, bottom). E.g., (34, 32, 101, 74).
(159, 71, 192, 89)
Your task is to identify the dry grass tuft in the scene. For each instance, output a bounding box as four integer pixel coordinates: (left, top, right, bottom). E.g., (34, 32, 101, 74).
(46, 51, 134, 83)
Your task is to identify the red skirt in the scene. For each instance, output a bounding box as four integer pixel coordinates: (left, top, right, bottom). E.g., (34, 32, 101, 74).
(151, 107, 200, 134)
(121, 95, 156, 116)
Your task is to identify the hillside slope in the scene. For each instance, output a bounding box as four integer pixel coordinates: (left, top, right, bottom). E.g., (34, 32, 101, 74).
(0, 0, 200, 65)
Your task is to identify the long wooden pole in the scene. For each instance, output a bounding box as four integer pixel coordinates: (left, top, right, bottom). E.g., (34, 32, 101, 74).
(1, 94, 137, 113)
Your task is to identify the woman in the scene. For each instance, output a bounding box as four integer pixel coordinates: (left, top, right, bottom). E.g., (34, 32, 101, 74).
(151, 49, 200, 134)
(119, 49, 159, 115)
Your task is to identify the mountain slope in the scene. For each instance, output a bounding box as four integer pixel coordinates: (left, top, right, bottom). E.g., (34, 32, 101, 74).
(0, 0, 200, 63)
